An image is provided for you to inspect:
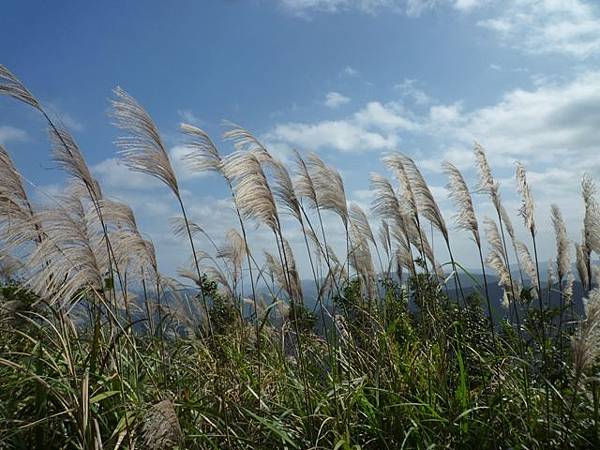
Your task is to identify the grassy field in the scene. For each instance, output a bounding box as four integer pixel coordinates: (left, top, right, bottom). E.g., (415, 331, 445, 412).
(1, 64, 600, 449)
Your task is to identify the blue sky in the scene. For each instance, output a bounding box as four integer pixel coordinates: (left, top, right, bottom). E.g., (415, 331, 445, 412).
(2, 0, 600, 276)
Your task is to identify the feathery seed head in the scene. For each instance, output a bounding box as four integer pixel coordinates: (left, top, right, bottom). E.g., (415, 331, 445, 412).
(572, 289, 600, 375)
(551, 204, 570, 281)
(443, 161, 480, 246)
(0, 65, 41, 109)
(515, 162, 536, 235)
(111, 87, 179, 195)
(180, 123, 223, 173)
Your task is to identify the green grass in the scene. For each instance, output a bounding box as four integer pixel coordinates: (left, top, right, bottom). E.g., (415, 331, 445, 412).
(0, 278, 598, 449)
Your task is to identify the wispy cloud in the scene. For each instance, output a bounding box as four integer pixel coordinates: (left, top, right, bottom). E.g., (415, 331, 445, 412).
(177, 109, 204, 126)
(279, 0, 488, 16)
(478, 0, 600, 58)
(394, 78, 432, 105)
(279, 0, 400, 15)
(340, 66, 359, 77)
(324, 91, 351, 108)
(0, 125, 27, 144)
(46, 104, 84, 132)
(280, 0, 600, 58)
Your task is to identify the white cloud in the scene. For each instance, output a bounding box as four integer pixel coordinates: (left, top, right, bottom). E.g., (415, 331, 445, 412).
(92, 158, 162, 191)
(478, 0, 600, 58)
(267, 119, 398, 153)
(452, 0, 486, 11)
(324, 91, 351, 108)
(354, 101, 419, 131)
(461, 71, 600, 165)
(0, 125, 27, 144)
(429, 102, 462, 124)
(266, 101, 419, 152)
(269, 69, 600, 178)
(280, 0, 600, 57)
(394, 79, 432, 105)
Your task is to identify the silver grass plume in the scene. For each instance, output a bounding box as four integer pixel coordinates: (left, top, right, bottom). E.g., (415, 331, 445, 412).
(349, 203, 376, 247)
(88, 199, 158, 280)
(264, 252, 291, 299)
(369, 172, 425, 258)
(49, 127, 102, 201)
(576, 242, 590, 291)
(282, 238, 303, 300)
(0, 145, 43, 250)
(390, 222, 415, 274)
(293, 149, 319, 208)
(170, 216, 207, 240)
(28, 191, 107, 305)
(0, 145, 34, 213)
(307, 152, 348, 226)
(582, 174, 600, 255)
(515, 162, 536, 235)
(499, 204, 516, 244)
(395, 244, 415, 277)
(94, 199, 138, 231)
(551, 204, 570, 281)
(140, 399, 183, 450)
(216, 229, 247, 291)
(370, 173, 405, 226)
(349, 220, 376, 298)
(370, 174, 414, 273)
(268, 158, 303, 222)
(382, 155, 441, 273)
(564, 273, 575, 305)
(222, 151, 278, 232)
(547, 258, 556, 290)
(395, 153, 449, 241)
(379, 220, 392, 258)
(180, 123, 223, 173)
(443, 161, 480, 246)
(474, 142, 501, 211)
(499, 203, 525, 284)
(483, 217, 506, 261)
(0, 65, 41, 109)
(382, 154, 418, 219)
(487, 250, 519, 299)
(515, 240, 539, 297)
(222, 121, 269, 154)
(110, 231, 157, 281)
(111, 87, 179, 195)
(572, 289, 600, 375)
